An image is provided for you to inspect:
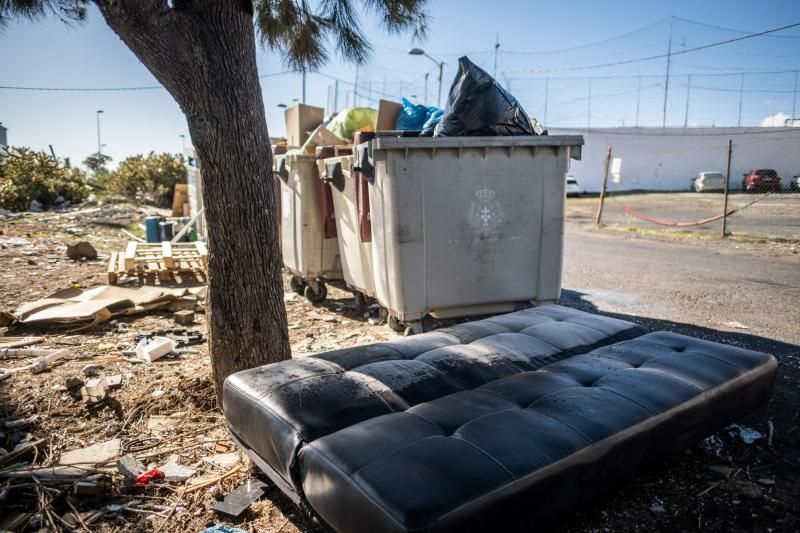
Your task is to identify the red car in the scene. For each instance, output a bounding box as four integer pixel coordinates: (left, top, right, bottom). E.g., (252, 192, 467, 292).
(742, 169, 782, 192)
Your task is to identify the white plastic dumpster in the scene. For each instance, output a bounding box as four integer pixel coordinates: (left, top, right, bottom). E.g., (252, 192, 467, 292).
(363, 135, 584, 333)
(317, 154, 377, 302)
(274, 152, 342, 303)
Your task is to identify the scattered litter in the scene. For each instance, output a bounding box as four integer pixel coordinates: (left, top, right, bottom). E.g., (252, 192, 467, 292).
(173, 309, 195, 325)
(708, 465, 734, 479)
(211, 479, 267, 517)
(0, 348, 69, 379)
(82, 363, 99, 377)
(757, 478, 776, 486)
(649, 499, 666, 513)
(81, 377, 108, 404)
(0, 336, 42, 349)
(284, 292, 298, 302)
(201, 526, 250, 533)
(59, 438, 120, 466)
(159, 456, 195, 483)
(727, 424, 765, 444)
(106, 374, 123, 389)
(702, 434, 724, 456)
(65, 376, 84, 397)
(147, 414, 179, 434)
(135, 336, 176, 362)
(62, 509, 103, 528)
(134, 468, 165, 487)
(721, 320, 750, 330)
(66, 241, 98, 260)
(3, 414, 39, 429)
(74, 480, 105, 496)
(202, 452, 240, 470)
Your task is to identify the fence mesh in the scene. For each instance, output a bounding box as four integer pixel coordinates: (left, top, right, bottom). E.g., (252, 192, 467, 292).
(582, 130, 800, 241)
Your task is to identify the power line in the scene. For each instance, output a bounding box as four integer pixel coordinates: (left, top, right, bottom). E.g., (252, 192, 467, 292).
(500, 18, 669, 55)
(673, 16, 800, 39)
(0, 71, 292, 92)
(505, 21, 800, 75)
(507, 68, 800, 82)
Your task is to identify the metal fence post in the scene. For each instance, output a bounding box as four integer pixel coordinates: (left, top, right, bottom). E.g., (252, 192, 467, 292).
(722, 139, 732, 237)
(595, 146, 612, 226)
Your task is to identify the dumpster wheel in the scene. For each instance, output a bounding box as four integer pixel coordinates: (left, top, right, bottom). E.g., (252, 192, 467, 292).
(304, 282, 327, 304)
(387, 315, 405, 333)
(290, 276, 306, 295)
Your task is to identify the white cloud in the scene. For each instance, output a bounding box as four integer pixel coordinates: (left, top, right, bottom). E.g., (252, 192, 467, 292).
(760, 112, 796, 127)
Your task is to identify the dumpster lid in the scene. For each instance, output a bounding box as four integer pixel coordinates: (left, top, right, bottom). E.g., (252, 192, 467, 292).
(372, 135, 584, 151)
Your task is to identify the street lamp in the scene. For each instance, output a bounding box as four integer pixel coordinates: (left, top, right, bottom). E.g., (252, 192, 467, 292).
(409, 48, 444, 107)
(96, 110, 104, 157)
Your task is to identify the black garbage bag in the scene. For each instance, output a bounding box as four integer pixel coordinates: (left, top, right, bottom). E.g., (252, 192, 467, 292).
(434, 56, 541, 137)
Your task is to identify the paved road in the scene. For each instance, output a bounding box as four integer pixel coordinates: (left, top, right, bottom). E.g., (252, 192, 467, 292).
(561, 223, 800, 348)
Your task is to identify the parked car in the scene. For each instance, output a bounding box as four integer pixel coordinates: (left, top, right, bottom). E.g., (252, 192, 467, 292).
(742, 169, 782, 192)
(690, 171, 725, 192)
(789, 174, 800, 192)
(565, 176, 583, 196)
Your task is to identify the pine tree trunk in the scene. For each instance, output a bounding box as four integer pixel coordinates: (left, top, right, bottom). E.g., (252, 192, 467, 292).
(95, 1, 291, 404)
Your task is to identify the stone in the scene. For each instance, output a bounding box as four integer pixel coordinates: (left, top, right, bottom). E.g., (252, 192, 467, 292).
(66, 241, 97, 260)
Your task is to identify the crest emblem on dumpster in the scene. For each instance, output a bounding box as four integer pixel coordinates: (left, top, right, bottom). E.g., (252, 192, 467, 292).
(469, 188, 504, 237)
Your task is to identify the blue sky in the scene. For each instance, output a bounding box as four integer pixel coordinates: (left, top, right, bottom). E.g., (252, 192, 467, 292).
(1, 0, 799, 166)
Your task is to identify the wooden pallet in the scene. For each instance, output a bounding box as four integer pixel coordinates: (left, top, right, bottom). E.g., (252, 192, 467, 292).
(108, 241, 208, 285)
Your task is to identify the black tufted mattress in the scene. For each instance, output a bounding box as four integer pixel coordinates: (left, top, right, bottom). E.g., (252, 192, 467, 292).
(223, 305, 777, 533)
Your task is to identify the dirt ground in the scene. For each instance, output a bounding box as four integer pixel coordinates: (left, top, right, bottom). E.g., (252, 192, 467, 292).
(0, 202, 797, 532)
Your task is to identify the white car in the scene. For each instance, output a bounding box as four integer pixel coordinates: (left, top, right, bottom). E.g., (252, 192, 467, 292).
(566, 176, 583, 197)
(691, 171, 726, 192)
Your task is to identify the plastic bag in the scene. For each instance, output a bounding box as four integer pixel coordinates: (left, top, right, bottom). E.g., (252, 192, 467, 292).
(326, 107, 377, 141)
(434, 56, 537, 137)
(395, 98, 442, 131)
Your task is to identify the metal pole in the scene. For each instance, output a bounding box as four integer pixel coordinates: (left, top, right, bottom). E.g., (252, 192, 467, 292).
(635, 76, 641, 128)
(302, 69, 306, 104)
(353, 65, 359, 106)
(544, 78, 549, 125)
(684, 74, 692, 128)
(587, 78, 592, 129)
(662, 16, 673, 128)
(334, 80, 339, 112)
(368, 81, 372, 102)
(493, 33, 500, 78)
(722, 139, 732, 237)
(737, 73, 744, 127)
(595, 146, 612, 226)
(437, 62, 444, 108)
(424, 73, 429, 104)
(96, 110, 103, 156)
(792, 71, 798, 122)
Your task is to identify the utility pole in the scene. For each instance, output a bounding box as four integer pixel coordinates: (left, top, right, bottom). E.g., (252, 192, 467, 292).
(662, 16, 673, 128)
(334, 80, 339, 112)
(301, 69, 306, 104)
(737, 73, 745, 127)
(587, 78, 592, 129)
(683, 74, 692, 128)
(543, 78, 549, 125)
(96, 110, 104, 157)
(353, 65, 359, 107)
(792, 71, 798, 122)
(493, 33, 500, 78)
(424, 73, 429, 104)
(635, 76, 642, 127)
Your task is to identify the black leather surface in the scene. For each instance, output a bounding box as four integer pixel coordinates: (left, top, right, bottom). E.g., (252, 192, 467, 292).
(224, 306, 777, 533)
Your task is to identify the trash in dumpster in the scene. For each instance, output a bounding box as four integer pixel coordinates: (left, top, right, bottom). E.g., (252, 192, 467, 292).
(326, 107, 377, 141)
(434, 56, 540, 137)
(395, 98, 442, 131)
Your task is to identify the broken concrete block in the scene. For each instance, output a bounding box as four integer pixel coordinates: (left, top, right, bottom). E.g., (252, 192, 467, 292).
(80, 378, 107, 404)
(118, 454, 146, 482)
(173, 309, 195, 325)
(59, 439, 120, 467)
(159, 456, 195, 483)
(105, 374, 122, 389)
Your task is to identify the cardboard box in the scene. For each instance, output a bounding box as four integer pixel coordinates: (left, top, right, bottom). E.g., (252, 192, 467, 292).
(376, 99, 402, 132)
(285, 104, 324, 147)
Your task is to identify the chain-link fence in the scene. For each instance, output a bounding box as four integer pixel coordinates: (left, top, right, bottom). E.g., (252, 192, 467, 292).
(581, 129, 800, 241)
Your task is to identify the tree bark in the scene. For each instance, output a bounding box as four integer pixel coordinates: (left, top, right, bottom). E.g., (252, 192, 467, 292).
(95, 0, 290, 404)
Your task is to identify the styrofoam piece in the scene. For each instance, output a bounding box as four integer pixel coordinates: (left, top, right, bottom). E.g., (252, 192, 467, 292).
(135, 337, 176, 362)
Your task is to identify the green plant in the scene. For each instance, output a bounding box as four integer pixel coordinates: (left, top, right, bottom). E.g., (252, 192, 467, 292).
(107, 152, 186, 207)
(0, 146, 88, 211)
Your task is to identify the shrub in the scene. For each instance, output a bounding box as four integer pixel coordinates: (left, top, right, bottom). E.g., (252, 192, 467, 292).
(107, 152, 186, 207)
(0, 146, 88, 211)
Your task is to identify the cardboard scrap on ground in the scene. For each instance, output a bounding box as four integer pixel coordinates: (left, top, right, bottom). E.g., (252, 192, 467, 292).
(0, 285, 206, 329)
